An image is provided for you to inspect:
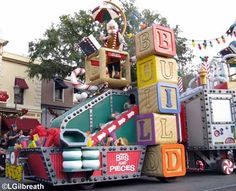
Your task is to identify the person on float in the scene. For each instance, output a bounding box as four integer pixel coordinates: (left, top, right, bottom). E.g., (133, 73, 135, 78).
(100, 19, 126, 79)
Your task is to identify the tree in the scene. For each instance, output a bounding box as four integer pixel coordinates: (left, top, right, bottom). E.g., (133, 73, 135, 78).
(27, 0, 194, 82)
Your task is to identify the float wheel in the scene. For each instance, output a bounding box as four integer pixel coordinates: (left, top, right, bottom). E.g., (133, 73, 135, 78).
(218, 159, 234, 175)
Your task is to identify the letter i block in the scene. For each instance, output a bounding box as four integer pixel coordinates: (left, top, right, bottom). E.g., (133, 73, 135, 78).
(136, 113, 178, 145)
(135, 24, 176, 60)
(142, 144, 186, 177)
(138, 82, 180, 114)
(137, 55, 178, 88)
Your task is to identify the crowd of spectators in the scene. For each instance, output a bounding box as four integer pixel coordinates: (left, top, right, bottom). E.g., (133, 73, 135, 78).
(0, 124, 23, 175)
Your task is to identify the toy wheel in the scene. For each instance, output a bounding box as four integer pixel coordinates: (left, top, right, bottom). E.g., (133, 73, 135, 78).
(157, 177, 177, 183)
(218, 159, 234, 175)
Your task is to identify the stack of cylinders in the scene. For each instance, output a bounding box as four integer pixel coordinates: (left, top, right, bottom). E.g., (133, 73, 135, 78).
(62, 148, 82, 172)
(82, 147, 100, 170)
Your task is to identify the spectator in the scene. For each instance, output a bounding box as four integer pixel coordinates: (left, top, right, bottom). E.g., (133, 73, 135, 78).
(0, 133, 8, 150)
(7, 124, 22, 147)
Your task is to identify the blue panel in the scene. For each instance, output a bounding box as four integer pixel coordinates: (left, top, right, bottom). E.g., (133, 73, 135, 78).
(157, 82, 180, 114)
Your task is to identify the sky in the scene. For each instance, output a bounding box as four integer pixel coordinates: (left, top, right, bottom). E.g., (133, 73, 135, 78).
(0, 0, 235, 65)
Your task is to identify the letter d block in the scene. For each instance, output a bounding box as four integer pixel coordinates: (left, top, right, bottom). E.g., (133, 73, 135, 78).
(135, 24, 176, 60)
(136, 113, 178, 145)
(138, 82, 180, 114)
(137, 55, 178, 88)
(142, 144, 186, 177)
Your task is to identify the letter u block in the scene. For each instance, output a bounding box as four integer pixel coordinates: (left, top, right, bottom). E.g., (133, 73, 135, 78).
(137, 55, 178, 88)
(136, 113, 178, 145)
(138, 82, 180, 114)
(142, 144, 186, 177)
(135, 24, 176, 60)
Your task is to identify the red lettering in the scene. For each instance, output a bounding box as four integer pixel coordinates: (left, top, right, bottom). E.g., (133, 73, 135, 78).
(158, 31, 171, 50)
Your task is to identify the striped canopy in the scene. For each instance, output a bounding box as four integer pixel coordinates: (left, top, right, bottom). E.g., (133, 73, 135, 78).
(92, 4, 120, 23)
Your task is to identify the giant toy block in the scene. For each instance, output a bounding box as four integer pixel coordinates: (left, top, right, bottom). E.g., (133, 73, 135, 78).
(138, 82, 180, 114)
(85, 47, 131, 88)
(136, 55, 178, 88)
(136, 113, 179, 145)
(135, 24, 176, 60)
(142, 144, 186, 177)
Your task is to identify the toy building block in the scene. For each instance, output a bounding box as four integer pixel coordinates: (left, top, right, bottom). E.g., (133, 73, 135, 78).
(135, 24, 176, 60)
(142, 144, 186, 177)
(138, 82, 180, 114)
(85, 47, 131, 88)
(136, 113, 178, 145)
(137, 55, 178, 88)
(183, 88, 236, 150)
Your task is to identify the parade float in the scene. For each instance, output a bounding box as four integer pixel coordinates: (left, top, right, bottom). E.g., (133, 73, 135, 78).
(4, 0, 236, 189)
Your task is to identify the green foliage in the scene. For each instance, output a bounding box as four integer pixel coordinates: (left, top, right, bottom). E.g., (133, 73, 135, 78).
(27, 0, 194, 81)
(28, 10, 103, 80)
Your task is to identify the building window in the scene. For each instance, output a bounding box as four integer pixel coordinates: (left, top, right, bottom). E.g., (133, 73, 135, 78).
(54, 88, 64, 100)
(53, 77, 68, 102)
(14, 88, 24, 104)
(14, 77, 28, 105)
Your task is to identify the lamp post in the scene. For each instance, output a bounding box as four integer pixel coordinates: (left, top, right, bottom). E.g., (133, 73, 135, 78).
(13, 85, 20, 126)
(13, 85, 20, 110)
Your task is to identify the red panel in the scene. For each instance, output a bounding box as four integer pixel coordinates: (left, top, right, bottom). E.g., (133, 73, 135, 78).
(15, 78, 29, 89)
(28, 153, 48, 179)
(180, 104, 187, 143)
(91, 60, 99, 66)
(106, 51, 127, 59)
(214, 82, 228, 89)
(153, 24, 176, 57)
(106, 151, 141, 175)
(50, 153, 66, 179)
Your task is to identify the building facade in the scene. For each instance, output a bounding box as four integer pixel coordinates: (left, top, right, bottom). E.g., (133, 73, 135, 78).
(41, 79, 75, 127)
(0, 39, 41, 134)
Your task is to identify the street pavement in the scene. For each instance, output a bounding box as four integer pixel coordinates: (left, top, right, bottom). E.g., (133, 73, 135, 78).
(1, 172, 236, 191)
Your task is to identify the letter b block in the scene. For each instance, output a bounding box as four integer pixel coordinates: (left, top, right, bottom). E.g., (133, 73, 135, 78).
(136, 113, 179, 145)
(138, 82, 180, 114)
(142, 144, 186, 177)
(135, 24, 176, 60)
(137, 55, 178, 88)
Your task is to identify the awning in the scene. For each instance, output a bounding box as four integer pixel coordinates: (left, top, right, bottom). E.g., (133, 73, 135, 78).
(54, 77, 69, 89)
(2, 118, 40, 132)
(15, 78, 29, 89)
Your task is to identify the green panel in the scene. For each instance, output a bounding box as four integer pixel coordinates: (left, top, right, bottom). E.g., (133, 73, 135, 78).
(66, 110, 90, 132)
(112, 95, 129, 113)
(50, 97, 94, 128)
(115, 118, 137, 145)
(92, 98, 111, 133)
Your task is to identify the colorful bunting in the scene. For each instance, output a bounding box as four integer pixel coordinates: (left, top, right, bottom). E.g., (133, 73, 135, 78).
(221, 36, 226, 43)
(192, 40, 196, 47)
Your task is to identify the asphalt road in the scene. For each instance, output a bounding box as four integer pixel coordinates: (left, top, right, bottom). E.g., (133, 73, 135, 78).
(1, 172, 236, 191)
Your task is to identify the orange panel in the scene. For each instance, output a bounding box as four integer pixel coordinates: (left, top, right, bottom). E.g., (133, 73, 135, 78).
(161, 144, 186, 177)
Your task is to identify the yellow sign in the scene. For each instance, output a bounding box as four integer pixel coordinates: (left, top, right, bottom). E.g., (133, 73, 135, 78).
(5, 163, 23, 182)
